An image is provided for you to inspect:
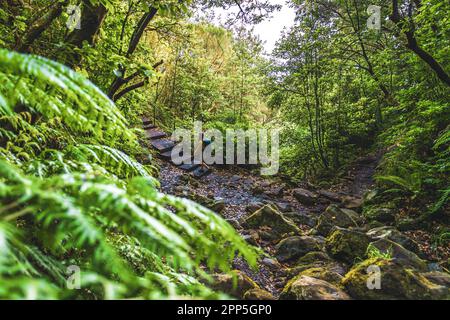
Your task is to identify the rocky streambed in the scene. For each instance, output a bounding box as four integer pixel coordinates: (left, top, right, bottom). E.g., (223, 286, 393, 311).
(158, 159, 450, 300)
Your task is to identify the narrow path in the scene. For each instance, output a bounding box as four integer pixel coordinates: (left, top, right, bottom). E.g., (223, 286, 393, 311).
(156, 150, 449, 299)
(157, 157, 372, 297)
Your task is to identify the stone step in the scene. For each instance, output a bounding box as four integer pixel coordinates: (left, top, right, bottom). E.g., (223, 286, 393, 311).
(143, 123, 156, 130)
(159, 151, 191, 163)
(192, 166, 211, 178)
(142, 117, 153, 126)
(178, 163, 200, 172)
(146, 129, 166, 140)
(159, 150, 173, 159)
(151, 139, 175, 153)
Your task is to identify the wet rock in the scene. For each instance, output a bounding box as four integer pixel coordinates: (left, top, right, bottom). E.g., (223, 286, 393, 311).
(226, 218, 241, 230)
(190, 193, 225, 213)
(283, 212, 317, 227)
(292, 188, 318, 205)
(396, 217, 421, 231)
(274, 202, 292, 213)
(275, 236, 323, 262)
(366, 226, 420, 254)
(245, 201, 264, 213)
(173, 185, 190, 197)
(287, 250, 348, 279)
(259, 229, 279, 242)
(296, 251, 333, 265)
(265, 184, 285, 197)
(261, 257, 281, 270)
(369, 238, 427, 271)
(325, 228, 370, 264)
(243, 288, 275, 300)
(230, 175, 241, 183)
(251, 181, 271, 195)
(363, 206, 395, 223)
(298, 267, 344, 285)
(342, 258, 450, 300)
(244, 205, 301, 237)
(342, 196, 363, 211)
(243, 234, 258, 246)
(422, 271, 450, 287)
(318, 190, 342, 202)
(210, 270, 259, 299)
(280, 275, 351, 300)
(315, 204, 363, 236)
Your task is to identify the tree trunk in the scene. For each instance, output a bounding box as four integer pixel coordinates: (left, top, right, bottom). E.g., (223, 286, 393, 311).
(65, 0, 107, 67)
(390, 0, 450, 87)
(15, 1, 67, 53)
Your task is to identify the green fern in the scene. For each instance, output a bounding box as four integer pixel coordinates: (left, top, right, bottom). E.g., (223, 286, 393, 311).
(0, 49, 258, 299)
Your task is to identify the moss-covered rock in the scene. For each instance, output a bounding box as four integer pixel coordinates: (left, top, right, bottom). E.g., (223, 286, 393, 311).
(342, 258, 450, 300)
(325, 228, 370, 264)
(369, 238, 427, 271)
(296, 251, 333, 265)
(191, 193, 225, 213)
(342, 196, 363, 211)
(243, 288, 275, 300)
(366, 226, 420, 255)
(315, 205, 363, 236)
(292, 188, 318, 205)
(287, 252, 347, 279)
(363, 206, 395, 223)
(210, 270, 259, 299)
(280, 275, 351, 300)
(283, 211, 317, 227)
(275, 236, 323, 262)
(298, 267, 343, 285)
(244, 204, 301, 237)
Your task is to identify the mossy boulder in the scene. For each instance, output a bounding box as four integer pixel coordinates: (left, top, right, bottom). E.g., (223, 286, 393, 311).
(280, 275, 351, 300)
(283, 211, 317, 227)
(287, 251, 347, 278)
(363, 206, 395, 223)
(315, 205, 363, 236)
(243, 288, 275, 300)
(298, 267, 344, 285)
(244, 205, 301, 237)
(342, 258, 450, 300)
(191, 193, 225, 213)
(296, 251, 333, 265)
(422, 271, 450, 287)
(292, 188, 318, 205)
(325, 228, 370, 264)
(342, 196, 364, 211)
(275, 236, 323, 262)
(366, 226, 420, 255)
(369, 238, 427, 271)
(210, 270, 259, 299)
(245, 201, 264, 213)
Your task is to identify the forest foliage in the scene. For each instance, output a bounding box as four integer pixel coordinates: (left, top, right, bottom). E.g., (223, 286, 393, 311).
(0, 0, 449, 299)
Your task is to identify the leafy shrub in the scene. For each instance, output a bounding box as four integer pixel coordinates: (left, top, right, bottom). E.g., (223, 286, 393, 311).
(0, 49, 258, 299)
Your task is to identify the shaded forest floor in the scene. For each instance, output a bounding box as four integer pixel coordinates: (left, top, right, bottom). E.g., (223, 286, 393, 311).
(157, 155, 449, 298)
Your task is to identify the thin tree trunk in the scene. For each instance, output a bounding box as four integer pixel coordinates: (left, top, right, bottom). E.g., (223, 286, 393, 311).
(65, 0, 107, 67)
(390, 0, 450, 86)
(15, 1, 67, 53)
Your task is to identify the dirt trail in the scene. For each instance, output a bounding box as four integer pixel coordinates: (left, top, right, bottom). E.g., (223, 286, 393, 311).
(157, 155, 381, 296)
